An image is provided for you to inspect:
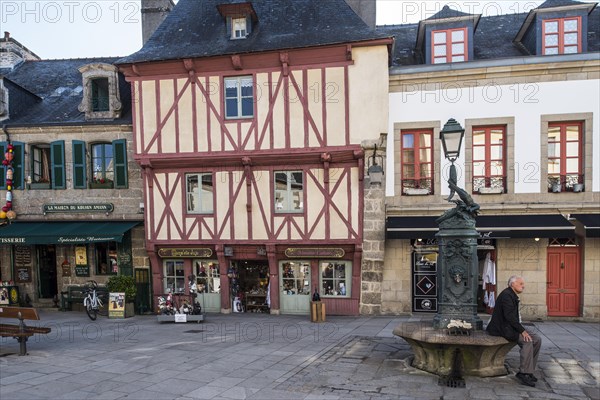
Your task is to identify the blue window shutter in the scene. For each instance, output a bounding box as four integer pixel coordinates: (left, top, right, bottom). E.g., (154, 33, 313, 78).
(51, 140, 66, 189)
(72, 140, 87, 189)
(12, 141, 25, 190)
(226, 17, 232, 38)
(0, 142, 5, 189)
(113, 139, 128, 188)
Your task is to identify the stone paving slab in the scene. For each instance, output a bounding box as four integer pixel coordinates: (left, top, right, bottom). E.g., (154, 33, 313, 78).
(0, 311, 598, 399)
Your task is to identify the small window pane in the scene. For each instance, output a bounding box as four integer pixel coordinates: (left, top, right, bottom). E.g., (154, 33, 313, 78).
(473, 162, 485, 176)
(548, 159, 561, 174)
(566, 125, 580, 141)
(563, 46, 578, 54)
(548, 127, 561, 142)
(226, 99, 238, 117)
(451, 43, 464, 55)
(545, 21, 559, 33)
(545, 34, 559, 46)
(434, 57, 447, 64)
(403, 165, 415, 179)
(434, 44, 446, 56)
(452, 56, 465, 62)
(564, 33, 578, 45)
(545, 47, 559, 55)
(566, 142, 579, 157)
(451, 30, 465, 42)
(419, 149, 431, 163)
(402, 149, 415, 164)
(490, 130, 504, 144)
(225, 86, 238, 98)
(473, 147, 485, 160)
(420, 164, 431, 177)
(241, 98, 253, 117)
(566, 158, 579, 173)
(490, 161, 503, 175)
(564, 19, 578, 31)
(418, 132, 431, 146)
(433, 31, 446, 44)
(548, 143, 558, 158)
(490, 145, 503, 159)
(402, 134, 414, 148)
(472, 132, 485, 145)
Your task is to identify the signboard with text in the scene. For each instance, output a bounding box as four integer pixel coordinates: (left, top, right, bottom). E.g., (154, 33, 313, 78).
(43, 204, 114, 213)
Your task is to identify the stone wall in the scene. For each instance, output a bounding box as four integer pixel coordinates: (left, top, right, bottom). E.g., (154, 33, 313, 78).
(583, 237, 600, 320)
(381, 239, 412, 314)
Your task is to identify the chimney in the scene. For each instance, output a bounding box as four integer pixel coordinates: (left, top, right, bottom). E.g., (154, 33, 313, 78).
(4, 32, 9, 40)
(344, 0, 376, 28)
(141, 0, 175, 45)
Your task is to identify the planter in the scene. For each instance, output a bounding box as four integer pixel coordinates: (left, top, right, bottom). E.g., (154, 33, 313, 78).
(404, 188, 430, 195)
(478, 187, 503, 195)
(551, 184, 562, 193)
(573, 184, 584, 192)
(125, 302, 135, 318)
(89, 182, 114, 189)
(29, 182, 51, 189)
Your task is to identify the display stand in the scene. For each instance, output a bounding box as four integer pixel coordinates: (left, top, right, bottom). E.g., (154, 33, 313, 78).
(156, 314, 204, 323)
(310, 301, 326, 322)
(245, 293, 269, 313)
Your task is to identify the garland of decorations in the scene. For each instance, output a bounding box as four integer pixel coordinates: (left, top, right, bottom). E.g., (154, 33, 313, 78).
(1, 142, 16, 222)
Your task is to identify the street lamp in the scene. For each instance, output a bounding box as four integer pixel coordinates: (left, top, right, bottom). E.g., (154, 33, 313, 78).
(440, 118, 465, 162)
(367, 144, 384, 186)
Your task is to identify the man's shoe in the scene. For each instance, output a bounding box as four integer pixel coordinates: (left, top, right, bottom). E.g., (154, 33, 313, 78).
(516, 373, 536, 387)
(527, 374, 538, 382)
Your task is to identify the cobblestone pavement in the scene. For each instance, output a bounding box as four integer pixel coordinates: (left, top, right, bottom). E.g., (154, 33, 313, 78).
(0, 311, 598, 399)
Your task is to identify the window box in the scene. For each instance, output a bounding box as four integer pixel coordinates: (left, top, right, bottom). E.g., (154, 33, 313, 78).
(89, 181, 114, 189)
(478, 187, 503, 195)
(403, 188, 430, 195)
(29, 182, 51, 190)
(573, 184, 584, 193)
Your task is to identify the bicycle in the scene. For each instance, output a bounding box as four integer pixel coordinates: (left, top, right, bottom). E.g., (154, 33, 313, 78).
(83, 280, 107, 320)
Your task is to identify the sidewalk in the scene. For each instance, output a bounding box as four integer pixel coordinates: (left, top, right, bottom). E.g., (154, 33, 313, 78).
(0, 310, 598, 399)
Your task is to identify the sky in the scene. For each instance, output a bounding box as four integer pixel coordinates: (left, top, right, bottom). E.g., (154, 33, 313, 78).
(1, 0, 597, 59)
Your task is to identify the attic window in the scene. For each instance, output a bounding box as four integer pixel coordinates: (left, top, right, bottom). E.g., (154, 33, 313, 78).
(232, 17, 247, 39)
(78, 63, 122, 120)
(432, 28, 468, 64)
(91, 78, 109, 112)
(543, 17, 581, 55)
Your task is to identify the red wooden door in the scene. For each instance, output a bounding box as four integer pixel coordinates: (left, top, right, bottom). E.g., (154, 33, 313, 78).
(547, 247, 581, 316)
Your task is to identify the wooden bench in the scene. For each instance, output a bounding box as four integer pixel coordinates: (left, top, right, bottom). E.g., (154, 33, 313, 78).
(0, 306, 51, 356)
(60, 285, 108, 311)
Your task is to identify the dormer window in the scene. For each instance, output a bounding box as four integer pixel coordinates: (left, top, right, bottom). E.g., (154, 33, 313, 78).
(432, 28, 468, 64)
(91, 78, 109, 112)
(543, 17, 581, 55)
(232, 17, 247, 39)
(78, 63, 122, 120)
(217, 2, 257, 40)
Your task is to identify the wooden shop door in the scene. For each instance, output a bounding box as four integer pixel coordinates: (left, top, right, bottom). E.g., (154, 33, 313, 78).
(547, 247, 581, 317)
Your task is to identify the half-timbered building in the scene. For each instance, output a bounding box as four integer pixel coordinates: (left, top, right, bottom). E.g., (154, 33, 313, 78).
(118, 0, 391, 315)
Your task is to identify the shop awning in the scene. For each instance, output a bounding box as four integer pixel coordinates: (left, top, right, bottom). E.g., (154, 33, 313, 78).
(0, 221, 139, 245)
(570, 214, 600, 237)
(387, 214, 576, 239)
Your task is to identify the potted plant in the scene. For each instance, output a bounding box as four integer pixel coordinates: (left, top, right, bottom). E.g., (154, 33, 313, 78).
(106, 275, 137, 317)
(89, 177, 114, 189)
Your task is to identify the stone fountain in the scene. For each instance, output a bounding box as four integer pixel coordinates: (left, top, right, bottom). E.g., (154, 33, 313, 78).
(393, 119, 516, 383)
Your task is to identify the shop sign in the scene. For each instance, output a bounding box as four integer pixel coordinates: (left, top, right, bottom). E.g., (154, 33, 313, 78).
(285, 248, 345, 258)
(158, 248, 213, 258)
(75, 265, 90, 277)
(108, 293, 125, 319)
(76, 246, 87, 265)
(43, 203, 114, 213)
(16, 267, 31, 283)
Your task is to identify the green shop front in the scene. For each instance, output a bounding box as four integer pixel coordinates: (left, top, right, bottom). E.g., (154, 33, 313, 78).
(0, 221, 140, 308)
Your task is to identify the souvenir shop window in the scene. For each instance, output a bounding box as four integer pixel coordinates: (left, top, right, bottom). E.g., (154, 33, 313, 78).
(194, 260, 220, 293)
(95, 242, 118, 275)
(320, 261, 351, 297)
(281, 261, 310, 295)
(164, 260, 185, 294)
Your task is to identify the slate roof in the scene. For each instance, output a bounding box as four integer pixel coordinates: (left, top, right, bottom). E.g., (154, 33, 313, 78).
(426, 5, 476, 20)
(379, 5, 600, 67)
(537, 0, 591, 9)
(2, 58, 131, 126)
(118, 0, 390, 64)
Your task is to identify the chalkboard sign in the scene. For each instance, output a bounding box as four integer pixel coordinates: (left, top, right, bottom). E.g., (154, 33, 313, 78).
(75, 265, 90, 277)
(16, 267, 31, 283)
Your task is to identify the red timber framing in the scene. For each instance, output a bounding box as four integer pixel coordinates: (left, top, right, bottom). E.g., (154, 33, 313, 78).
(122, 39, 390, 315)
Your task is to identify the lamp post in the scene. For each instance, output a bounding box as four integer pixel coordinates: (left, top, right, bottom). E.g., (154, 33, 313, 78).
(433, 118, 482, 330)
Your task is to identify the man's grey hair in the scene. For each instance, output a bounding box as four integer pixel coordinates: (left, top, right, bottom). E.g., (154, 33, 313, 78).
(508, 275, 522, 287)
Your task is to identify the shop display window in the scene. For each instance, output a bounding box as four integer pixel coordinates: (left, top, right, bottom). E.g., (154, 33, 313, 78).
(195, 260, 220, 293)
(320, 261, 350, 297)
(164, 260, 185, 293)
(95, 242, 118, 275)
(281, 261, 310, 295)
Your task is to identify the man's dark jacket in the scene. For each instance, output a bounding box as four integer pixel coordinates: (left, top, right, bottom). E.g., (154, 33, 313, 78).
(486, 286, 525, 342)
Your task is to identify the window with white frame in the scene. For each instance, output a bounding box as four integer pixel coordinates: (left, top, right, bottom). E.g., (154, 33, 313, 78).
(320, 261, 351, 297)
(164, 260, 185, 294)
(224, 76, 253, 119)
(274, 171, 303, 213)
(186, 173, 214, 213)
(231, 17, 247, 39)
(543, 17, 581, 55)
(432, 28, 468, 64)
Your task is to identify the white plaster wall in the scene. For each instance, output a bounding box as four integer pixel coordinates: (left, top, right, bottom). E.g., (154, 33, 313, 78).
(387, 80, 600, 196)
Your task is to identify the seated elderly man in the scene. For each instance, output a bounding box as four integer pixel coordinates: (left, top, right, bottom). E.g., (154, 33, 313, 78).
(487, 275, 542, 387)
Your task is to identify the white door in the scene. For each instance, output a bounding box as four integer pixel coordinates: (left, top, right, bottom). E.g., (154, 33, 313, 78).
(194, 260, 221, 312)
(280, 261, 311, 314)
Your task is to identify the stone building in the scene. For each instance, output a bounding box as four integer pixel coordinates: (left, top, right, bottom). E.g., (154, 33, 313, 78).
(0, 33, 149, 310)
(378, 0, 599, 320)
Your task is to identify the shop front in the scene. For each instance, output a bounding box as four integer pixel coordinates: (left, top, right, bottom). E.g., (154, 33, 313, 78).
(151, 244, 361, 316)
(0, 221, 141, 306)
